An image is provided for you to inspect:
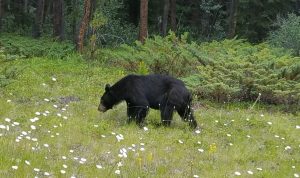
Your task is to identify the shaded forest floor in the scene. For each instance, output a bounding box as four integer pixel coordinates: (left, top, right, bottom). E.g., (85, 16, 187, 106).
(0, 58, 299, 177)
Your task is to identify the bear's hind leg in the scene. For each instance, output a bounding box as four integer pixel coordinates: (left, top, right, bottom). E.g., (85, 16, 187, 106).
(160, 105, 174, 126)
(178, 106, 197, 129)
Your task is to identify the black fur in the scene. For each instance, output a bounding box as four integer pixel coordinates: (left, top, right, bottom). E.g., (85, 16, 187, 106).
(98, 74, 197, 128)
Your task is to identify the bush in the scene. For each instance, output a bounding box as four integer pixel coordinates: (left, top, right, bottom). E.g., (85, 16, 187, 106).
(101, 32, 203, 76)
(102, 32, 300, 105)
(93, 0, 138, 47)
(0, 34, 75, 59)
(182, 40, 300, 105)
(268, 13, 300, 56)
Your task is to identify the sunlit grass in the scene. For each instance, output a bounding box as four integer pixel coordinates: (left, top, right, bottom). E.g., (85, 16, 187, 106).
(0, 58, 299, 177)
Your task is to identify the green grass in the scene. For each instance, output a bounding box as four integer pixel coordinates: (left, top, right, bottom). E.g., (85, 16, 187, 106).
(0, 57, 299, 178)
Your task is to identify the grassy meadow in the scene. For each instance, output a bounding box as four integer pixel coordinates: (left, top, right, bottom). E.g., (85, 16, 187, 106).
(0, 57, 300, 178)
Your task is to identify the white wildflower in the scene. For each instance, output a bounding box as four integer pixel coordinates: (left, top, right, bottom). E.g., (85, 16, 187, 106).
(0, 125, 6, 129)
(117, 162, 123, 167)
(13, 122, 20, 126)
(5, 118, 11, 122)
(285, 146, 292, 150)
(96, 164, 103, 169)
(115, 169, 120, 175)
(234, 171, 241, 176)
(247, 170, 253, 175)
(198, 148, 204, 153)
(25, 160, 30, 165)
(12, 166, 18, 170)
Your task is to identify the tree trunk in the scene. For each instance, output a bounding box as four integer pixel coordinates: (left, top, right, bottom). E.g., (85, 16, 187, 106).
(71, 0, 78, 43)
(162, 0, 170, 36)
(53, 0, 64, 40)
(13, 0, 25, 26)
(24, 0, 28, 13)
(170, 0, 176, 32)
(32, 0, 45, 38)
(139, 0, 148, 43)
(77, 0, 91, 52)
(227, 0, 239, 38)
(0, 0, 3, 31)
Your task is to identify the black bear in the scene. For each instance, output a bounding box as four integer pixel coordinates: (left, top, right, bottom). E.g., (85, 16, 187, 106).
(98, 74, 197, 128)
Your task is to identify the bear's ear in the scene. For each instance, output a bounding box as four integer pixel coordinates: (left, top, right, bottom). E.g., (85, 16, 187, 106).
(105, 84, 111, 92)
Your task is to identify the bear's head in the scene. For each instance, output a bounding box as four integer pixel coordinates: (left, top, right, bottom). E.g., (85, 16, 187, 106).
(98, 84, 116, 112)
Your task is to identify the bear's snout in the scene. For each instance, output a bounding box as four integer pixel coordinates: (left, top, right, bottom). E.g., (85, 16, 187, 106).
(98, 104, 107, 112)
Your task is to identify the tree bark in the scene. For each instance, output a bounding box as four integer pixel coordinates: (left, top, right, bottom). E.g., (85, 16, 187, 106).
(33, 0, 45, 38)
(77, 0, 91, 52)
(13, 0, 25, 26)
(24, 0, 28, 13)
(170, 0, 176, 32)
(0, 0, 3, 31)
(139, 0, 148, 43)
(162, 0, 170, 36)
(227, 0, 239, 38)
(53, 0, 64, 40)
(71, 0, 78, 43)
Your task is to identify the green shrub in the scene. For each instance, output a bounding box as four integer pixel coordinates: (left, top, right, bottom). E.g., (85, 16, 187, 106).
(101, 32, 203, 76)
(268, 13, 300, 56)
(0, 34, 75, 59)
(102, 33, 300, 105)
(183, 40, 300, 105)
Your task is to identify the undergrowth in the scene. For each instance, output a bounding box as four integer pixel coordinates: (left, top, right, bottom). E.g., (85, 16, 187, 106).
(100, 32, 300, 106)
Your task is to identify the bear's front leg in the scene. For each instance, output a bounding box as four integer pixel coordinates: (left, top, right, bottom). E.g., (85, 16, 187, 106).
(135, 107, 149, 127)
(127, 104, 137, 123)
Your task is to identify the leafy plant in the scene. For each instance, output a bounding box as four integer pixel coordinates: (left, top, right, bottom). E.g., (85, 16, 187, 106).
(268, 13, 300, 56)
(0, 34, 75, 59)
(101, 32, 300, 106)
